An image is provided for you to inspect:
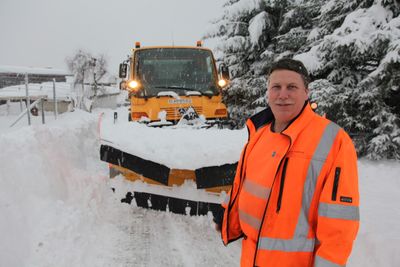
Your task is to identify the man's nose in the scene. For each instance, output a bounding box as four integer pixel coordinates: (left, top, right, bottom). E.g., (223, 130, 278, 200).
(278, 87, 289, 98)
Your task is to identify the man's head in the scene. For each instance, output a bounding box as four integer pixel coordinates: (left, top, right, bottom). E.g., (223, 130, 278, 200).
(267, 58, 310, 130)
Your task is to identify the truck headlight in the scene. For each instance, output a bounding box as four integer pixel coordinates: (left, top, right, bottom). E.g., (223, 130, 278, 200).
(218, 79, 227, 88)
(128, 80, 139, 90)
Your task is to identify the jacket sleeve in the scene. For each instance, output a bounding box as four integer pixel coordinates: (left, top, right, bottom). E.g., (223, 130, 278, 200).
(314, 130, 360, 267)
(221, 121, 254, 245)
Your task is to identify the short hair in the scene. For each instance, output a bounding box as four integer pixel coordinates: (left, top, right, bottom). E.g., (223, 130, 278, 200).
(268, 58, 310, 88)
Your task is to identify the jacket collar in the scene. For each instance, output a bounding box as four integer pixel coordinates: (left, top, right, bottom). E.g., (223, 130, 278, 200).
(248, 101, 315, 141)
(281, 101, 315, 142)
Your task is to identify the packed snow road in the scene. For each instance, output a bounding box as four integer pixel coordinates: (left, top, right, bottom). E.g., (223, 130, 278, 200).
(110, 176, 241, 267)
(109, 200, 240, 267)
(1, 108, 400, 267)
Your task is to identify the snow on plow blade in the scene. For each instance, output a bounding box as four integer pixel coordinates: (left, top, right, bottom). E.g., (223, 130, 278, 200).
(98, 111, 247, 216)
(100, 144, 237, 215)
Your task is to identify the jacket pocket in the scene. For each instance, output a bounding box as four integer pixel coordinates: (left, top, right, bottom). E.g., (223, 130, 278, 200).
(331, 167, 341, 201)
(276, 157, 289, 213)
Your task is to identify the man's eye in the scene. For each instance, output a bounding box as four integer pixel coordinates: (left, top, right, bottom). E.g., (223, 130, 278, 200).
(271, 86, 280, 90)
(288, 85, 297, 90)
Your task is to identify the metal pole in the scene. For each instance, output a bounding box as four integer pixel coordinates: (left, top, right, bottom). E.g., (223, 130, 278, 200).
(10, 98, 42, 127)
(6, 99, 10, 115)
(81, 69, 85, 109)
(53, 78, 57, 119)
(41, 98, 45, 124)
(114, 111, 118, 124)
(25, 73, 31, 125)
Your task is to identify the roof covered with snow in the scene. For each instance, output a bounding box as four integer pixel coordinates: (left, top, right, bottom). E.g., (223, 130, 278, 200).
(0, 65, 71, 76)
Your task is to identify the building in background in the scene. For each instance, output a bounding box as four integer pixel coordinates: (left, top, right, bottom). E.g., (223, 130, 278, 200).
(0, 65, 71, 89)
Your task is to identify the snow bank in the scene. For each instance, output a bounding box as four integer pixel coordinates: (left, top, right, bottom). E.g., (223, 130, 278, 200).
(348, 160, 400, 266)
(0, 110, 112, 267)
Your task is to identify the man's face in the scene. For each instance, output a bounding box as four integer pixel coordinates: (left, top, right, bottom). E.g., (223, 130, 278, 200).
(267, 69, 309, 125)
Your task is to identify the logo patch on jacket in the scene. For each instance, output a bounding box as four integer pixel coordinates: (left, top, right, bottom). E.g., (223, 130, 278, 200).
(340, 196, 353, 203)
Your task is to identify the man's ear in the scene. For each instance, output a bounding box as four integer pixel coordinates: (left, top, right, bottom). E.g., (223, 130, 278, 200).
(304, 88, 310, 99)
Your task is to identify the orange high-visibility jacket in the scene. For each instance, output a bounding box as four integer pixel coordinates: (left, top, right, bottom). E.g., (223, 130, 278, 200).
(221, 103, 359, 267)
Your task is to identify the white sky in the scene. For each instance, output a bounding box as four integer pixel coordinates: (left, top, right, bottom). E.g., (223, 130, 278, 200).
(0, 0, 225, 73)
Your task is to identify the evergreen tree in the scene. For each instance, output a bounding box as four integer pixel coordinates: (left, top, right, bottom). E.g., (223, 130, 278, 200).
(300, 1, 400, 159)
(205, 0, 304, 125)
(205, 0, 400, 159)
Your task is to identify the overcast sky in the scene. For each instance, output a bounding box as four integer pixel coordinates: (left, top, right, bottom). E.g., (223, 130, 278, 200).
(0, 0, 225, 73)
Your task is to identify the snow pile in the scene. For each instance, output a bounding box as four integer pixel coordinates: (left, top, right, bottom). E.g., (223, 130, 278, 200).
(100, 107, 247, 169)
(0, 110, 113, 267)
(0, 108, 241, 267)
(348, 160, 400, 266)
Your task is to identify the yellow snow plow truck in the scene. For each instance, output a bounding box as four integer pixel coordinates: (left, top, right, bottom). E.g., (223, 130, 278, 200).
(120, 41, 231, 127)
(100, 42, 237, 216)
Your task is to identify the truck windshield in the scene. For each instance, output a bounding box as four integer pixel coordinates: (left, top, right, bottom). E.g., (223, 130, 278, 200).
(135, 48, 219, 97)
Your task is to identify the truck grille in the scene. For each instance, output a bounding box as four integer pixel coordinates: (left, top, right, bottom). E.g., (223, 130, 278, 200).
(163, 107, 203, 120)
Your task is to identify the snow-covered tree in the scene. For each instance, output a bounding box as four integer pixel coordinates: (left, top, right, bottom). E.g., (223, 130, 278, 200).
(299, 1, 400, 159)
(205, 0, 400, 159)
(65, 50, 108, 110)
(65, 49, 108, 90)
(205, 0, 277, 125)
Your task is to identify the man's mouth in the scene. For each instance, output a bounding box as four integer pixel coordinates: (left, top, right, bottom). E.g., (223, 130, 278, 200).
(275, 103, 293, 107)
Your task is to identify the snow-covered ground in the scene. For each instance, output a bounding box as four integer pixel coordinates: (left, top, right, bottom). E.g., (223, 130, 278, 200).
(0, 108, 399, 267)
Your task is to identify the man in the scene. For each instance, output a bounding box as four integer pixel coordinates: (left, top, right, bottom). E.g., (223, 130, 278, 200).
(218, 58, 359, 266)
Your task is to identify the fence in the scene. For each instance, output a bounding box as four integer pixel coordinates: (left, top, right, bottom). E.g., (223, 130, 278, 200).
(0, 73, 60, 127)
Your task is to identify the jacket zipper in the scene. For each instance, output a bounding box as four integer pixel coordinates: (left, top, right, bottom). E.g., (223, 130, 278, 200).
(252, 133, 292, 267)
(276, 157, 289, 213)
(331, 167, 341, 201)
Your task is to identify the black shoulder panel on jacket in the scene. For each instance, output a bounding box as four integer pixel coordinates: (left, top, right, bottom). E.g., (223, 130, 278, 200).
(249, 107, 274, 131)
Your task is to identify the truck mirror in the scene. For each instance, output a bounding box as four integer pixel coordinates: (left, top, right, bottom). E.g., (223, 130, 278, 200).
(119, 80, 127, 90)
(219, 63, 230, 80)
(119, 63, 128, 78)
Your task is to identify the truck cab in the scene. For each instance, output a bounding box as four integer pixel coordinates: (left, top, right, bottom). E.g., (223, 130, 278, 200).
(119, 42, 230, 125)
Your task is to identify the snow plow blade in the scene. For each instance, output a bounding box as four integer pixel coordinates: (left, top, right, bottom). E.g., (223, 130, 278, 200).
(121, 191, 224, 216)
(100, 144, 170, 185)
(100, 144, 237, 215)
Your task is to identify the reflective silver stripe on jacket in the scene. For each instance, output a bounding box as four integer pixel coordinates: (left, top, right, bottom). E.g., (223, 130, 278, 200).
(239, 209, 261, 230)
(319, 203, 359, 221)
(315, 255, 345, 267)
(243, 179, 271, 200)
(294, 122, 340, 237)
(258, 122, 340, 252)
(258, 237, 315, 252)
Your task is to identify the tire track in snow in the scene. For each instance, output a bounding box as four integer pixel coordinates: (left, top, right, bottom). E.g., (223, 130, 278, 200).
(124, 206, 240, 267)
